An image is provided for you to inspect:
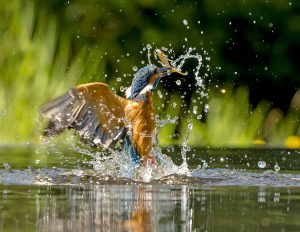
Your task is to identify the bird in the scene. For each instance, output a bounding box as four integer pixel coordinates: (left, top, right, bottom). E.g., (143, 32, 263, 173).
(40, 50, 187, 166)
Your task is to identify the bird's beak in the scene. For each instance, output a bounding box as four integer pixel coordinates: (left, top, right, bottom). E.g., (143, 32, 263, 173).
(157, 67, 188, 78)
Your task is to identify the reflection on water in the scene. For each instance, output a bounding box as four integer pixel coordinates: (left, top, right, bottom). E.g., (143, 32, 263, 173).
(1, 184, 300, 231)
(1, 147, 300, 231)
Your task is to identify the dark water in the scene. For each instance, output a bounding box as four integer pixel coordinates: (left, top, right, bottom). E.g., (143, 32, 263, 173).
(1, 185, 300, 232)
(1, 145, 300, 231)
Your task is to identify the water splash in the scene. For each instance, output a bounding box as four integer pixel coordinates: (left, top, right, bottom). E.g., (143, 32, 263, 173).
(172, 47, 204, 92)
(156, 115, 178, 127)
(3, 162, 11, 170)
(66, 132, 194, 182)
(33, 47, 207, 183)
(86, 48, 205, 181)
(180, 123, 193, 174)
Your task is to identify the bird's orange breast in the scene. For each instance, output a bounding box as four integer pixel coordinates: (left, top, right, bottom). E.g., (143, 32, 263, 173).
(124, 92, 155, 160)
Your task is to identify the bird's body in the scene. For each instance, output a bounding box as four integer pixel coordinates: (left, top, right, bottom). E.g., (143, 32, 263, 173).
(124, 91, 155, 161)
(41, 50, 186, 165)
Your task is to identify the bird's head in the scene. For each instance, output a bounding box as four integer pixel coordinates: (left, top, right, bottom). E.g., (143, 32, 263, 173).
(126, 65, 186, 99)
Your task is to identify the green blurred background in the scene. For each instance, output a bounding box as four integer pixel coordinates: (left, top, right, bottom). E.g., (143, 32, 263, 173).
(0, 0, 300, 148)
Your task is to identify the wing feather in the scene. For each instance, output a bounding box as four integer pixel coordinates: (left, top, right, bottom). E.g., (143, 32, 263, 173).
(40, 82, 128, 147)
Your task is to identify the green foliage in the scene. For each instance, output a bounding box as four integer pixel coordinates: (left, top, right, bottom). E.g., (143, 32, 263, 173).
(263, 90, 300, 147)
(158, 86, 300, 148)
(0, 0, 299, 148)
(186, 87, 270, 147)
(37, 0, 300, 89)
(0, 0, 105, 142)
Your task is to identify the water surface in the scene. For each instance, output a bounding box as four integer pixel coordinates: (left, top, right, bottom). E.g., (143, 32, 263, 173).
(1, 184, 300, 231)
(1, 146, 300, 231)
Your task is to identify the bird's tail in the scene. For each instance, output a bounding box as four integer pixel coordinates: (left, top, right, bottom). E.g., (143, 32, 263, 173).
(124, 135, 140, 166)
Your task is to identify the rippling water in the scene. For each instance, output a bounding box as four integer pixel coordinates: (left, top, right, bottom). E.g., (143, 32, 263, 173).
(1, 183, 300, 231)
(1, 146, 300, 231)
(1, 167, 300, 186)
(1, 145, 300, 185)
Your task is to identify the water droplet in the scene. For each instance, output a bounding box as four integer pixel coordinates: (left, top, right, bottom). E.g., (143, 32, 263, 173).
(188, 123, 193, 130)
(120, 86, 125, 92)
(197, 115, 202, 120)
(202, 160, 208, 169)
(172, 102, 177, 108)
(1, 110, 6, 116)
(35, 159, 41, 164)
(176, 80, 181, 86)
(157, 90, 163, 98)
(183, 19, 188, 26)
(3, 163, 11, 170)
(204, 104, 209, 113)
(193, 106, 198, 114)
(35, 149, 40, 154)
(116, 77, 121, 82)
(146, 44, 152, 50)
(258, 161, 266, 169)
(132, 66, 138, 71)
(274, 164, 280, 171)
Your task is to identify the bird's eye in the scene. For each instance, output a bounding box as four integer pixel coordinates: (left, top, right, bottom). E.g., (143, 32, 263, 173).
(154, 67, 159, 74)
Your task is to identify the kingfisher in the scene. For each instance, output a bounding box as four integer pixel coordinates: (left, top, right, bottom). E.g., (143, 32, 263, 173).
(40, 50, 186, 166)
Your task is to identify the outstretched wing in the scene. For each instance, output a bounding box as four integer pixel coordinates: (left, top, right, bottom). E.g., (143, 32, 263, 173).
(40, 82, 128, 147)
